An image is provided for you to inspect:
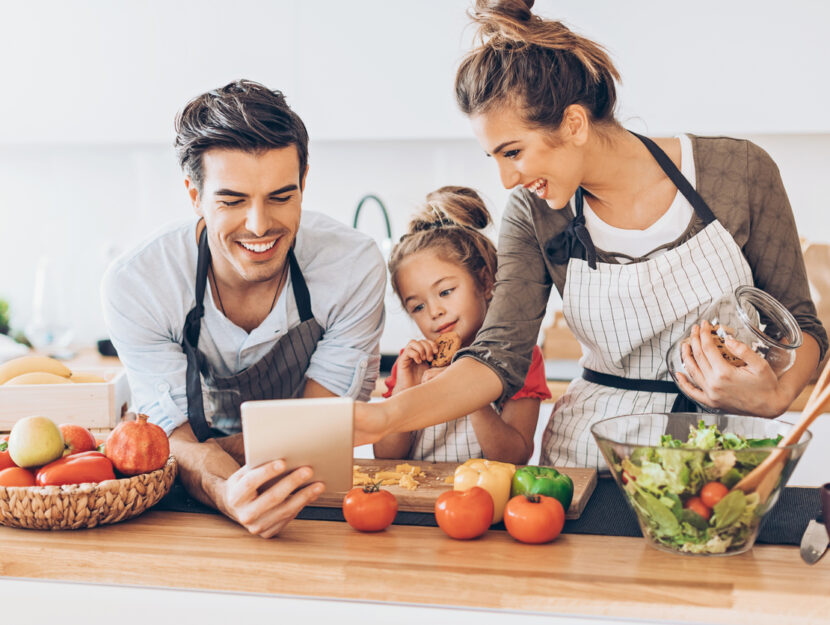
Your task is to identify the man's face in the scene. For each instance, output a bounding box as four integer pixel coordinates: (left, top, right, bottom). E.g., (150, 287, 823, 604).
(188, 147, 307, 287)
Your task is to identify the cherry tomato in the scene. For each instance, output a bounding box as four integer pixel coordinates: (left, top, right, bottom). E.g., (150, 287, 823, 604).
(434, 486, 494, 540)
(504, 494, 566, 544)
(700, 481, 729, 509)
(0, 467, 36, 487)
(685, 496, 711, 521)
(342, 484, 398, 532)
(35, 451, 115, 486)
(0, 450, 17, 471)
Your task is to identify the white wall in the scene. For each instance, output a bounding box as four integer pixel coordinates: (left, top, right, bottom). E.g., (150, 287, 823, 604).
(1, 0, 830, 350)
(2, 134, 829, 350)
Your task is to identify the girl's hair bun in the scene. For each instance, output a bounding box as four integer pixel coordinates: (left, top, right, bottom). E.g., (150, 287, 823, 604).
(408, 185, 492, 234)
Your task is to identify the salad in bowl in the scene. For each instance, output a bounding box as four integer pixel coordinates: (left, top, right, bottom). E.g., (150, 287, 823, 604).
(591, 413, 811, 556)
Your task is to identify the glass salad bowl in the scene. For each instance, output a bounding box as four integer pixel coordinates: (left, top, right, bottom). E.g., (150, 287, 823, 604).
(591, 412, 811, 556)
(666, 286, 802, 411)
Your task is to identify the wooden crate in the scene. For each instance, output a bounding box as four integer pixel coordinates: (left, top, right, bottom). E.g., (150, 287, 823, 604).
(0, 367, 130, 431)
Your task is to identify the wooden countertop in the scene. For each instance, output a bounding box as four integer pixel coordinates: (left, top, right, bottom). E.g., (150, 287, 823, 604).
(0, 511, 827, 623)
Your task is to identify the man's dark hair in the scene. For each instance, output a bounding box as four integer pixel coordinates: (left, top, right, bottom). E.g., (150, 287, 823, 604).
(174, 80, 309, 191)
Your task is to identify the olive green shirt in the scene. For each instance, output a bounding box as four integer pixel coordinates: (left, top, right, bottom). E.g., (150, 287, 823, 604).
(458, 135, 828, 403)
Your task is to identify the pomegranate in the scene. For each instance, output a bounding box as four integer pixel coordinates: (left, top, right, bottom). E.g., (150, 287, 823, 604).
(105, 413, 169, 476)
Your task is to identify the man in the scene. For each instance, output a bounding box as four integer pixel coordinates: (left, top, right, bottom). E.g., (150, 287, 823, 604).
(102, 80, 385, 538)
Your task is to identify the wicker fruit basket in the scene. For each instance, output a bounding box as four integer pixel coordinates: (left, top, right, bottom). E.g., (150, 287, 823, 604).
(0, 456, 177, 530)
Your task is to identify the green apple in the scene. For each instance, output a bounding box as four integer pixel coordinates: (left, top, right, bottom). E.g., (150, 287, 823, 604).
(8, 416, 65, 468)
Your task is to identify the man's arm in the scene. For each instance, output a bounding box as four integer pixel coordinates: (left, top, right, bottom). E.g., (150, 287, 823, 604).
(170, 421, 325, 538)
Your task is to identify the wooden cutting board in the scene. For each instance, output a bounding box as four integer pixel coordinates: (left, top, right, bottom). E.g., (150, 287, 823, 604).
(315, 459, 597, 520)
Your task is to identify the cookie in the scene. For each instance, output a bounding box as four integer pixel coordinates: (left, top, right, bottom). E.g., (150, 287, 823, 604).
(682, 324, 746, 367)
(432, 331, 461, 367)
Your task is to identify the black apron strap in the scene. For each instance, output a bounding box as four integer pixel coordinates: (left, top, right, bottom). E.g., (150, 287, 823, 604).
(582, 368, 699, 413)
(287, 248, 313, 323)
(629, 131, 716, 226)
(183, 226, 213, 442)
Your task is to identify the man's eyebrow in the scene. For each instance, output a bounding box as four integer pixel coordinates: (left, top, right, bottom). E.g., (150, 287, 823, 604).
(214, 184, 298, 197)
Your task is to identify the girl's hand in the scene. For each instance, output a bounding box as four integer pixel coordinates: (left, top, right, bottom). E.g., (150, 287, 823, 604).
(395, 339, 438, 391)
(421, 366, 447, 384)
(675, 321, 787, 416)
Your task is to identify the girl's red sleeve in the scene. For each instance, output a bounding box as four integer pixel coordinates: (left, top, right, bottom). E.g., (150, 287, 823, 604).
(381, 352, 403, 399)
(510, 345, 551, 401)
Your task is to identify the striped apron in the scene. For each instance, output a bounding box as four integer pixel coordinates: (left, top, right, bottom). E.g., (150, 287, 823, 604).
(182, 227, 323, 441)
(540, 133, 754, 469)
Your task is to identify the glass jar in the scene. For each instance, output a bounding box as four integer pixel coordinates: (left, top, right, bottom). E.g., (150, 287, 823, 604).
(667, 285, 802, 410)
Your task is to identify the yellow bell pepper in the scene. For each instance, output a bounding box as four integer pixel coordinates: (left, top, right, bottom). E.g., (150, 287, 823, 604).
(453, 459, 516, 523)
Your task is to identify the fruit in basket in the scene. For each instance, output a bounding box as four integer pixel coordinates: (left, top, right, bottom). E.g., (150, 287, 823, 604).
(3, 372, 74, 385)
(0, 355, 71, 385)
(35, 451, 115, 486)
(105, 413, 169, 475)
(0, 467, 37, 487)
(59, 424, 98, 456)
(8, 415, 65, 468)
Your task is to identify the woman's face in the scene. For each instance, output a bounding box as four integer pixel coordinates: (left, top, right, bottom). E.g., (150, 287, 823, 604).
(470, 106, 585, 210)
(395, 250, 489, 347)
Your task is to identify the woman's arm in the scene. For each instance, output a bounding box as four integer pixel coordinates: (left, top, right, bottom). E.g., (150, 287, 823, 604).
(354, 357, 503, 446)
(470, 397, 539, 464)
(676, 325, 819, 417)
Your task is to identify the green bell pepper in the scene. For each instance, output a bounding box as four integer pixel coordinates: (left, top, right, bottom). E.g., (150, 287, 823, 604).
(511, 466, 574, 511)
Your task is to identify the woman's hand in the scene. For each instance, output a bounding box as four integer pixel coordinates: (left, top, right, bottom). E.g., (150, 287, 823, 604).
(675, 321, 788, 416)
(421, 365, 447, 384)
(395, 339, 437, 391)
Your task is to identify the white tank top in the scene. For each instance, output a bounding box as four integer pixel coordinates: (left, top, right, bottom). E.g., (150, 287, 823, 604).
(582, 134, 695, 261)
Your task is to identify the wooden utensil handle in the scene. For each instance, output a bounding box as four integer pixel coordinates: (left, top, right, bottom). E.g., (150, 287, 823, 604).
(781, 377, 830, 447)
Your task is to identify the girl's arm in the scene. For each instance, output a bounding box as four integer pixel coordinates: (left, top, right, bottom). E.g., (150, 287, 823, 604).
(469, 397, 539, 464)
(372, 431, 414, 459)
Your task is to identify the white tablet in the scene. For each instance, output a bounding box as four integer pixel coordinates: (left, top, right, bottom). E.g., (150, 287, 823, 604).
(240, 397, 354, 493)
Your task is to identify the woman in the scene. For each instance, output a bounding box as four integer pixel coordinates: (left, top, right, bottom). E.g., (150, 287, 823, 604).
(354, 0, 827, 469)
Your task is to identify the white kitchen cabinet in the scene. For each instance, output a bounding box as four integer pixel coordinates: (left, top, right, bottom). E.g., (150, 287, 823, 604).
(1, 0, 828, 143)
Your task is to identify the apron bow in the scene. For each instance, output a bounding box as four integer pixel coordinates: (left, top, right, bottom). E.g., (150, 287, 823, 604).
(545, 210, 598, 270)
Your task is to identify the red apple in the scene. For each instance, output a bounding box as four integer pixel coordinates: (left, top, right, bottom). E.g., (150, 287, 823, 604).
(59, 424, 97, 456)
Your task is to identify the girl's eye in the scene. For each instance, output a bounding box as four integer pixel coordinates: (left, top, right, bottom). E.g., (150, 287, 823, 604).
(439, 288, 454, 297)
(503, 149, 520, 159)
(410, 303, 424, 314)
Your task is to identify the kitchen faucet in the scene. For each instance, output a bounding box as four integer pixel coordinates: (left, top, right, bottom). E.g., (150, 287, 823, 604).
(353, 194, 393, 259)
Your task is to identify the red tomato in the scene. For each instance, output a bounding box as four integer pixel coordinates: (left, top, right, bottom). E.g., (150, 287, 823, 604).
(700, 482, 729, 509)
(504, 494, 566, 544)
(0, 450, 17, 471)
(685, 496, 711, 521)
(342, 485, 398, 532)
(35, 451, 115, 486)
(434, 486, 494, 540)
(0, 467, 36, 487)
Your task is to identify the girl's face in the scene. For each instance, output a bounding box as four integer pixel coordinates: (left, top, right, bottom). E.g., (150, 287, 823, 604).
(469, 105, 587, 210)
(395, 250, 489, 347)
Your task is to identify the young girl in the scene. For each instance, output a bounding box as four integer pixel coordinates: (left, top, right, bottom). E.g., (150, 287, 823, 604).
(373, 186, 551, 464)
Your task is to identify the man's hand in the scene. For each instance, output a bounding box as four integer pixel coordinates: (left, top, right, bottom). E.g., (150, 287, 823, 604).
(221, 460, 325, 538)
(395, 339, 437, 391)
(675, 321, 786, 416)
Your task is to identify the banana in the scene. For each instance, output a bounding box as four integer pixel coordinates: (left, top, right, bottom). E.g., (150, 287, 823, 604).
(69, 372, 107, 384)
(4, 372, 74, 385)
(0, 355, 72, 385)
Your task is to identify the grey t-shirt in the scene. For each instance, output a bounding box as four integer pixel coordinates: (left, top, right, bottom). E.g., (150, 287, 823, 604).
(458, 135, 828, 403)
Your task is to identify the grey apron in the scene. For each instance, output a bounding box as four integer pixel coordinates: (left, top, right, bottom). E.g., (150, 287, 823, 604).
(182, 227, 324, 441)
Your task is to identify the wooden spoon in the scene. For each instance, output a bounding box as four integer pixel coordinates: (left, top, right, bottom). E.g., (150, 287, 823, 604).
(732, 357, 830, 503)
